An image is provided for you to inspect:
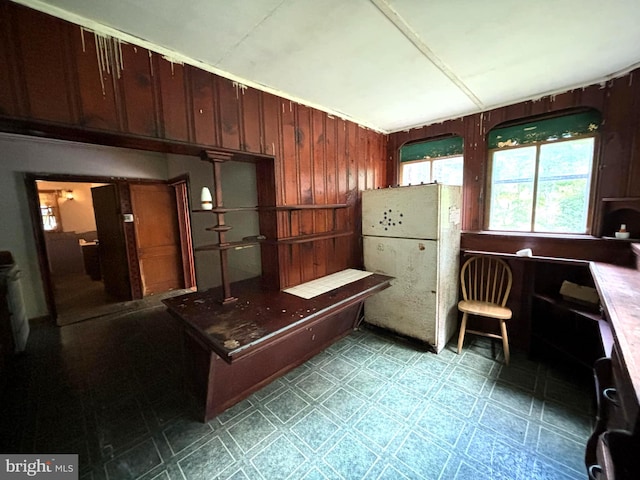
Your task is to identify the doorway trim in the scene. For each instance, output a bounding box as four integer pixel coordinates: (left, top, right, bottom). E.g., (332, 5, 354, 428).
(25, 172, 196, 322)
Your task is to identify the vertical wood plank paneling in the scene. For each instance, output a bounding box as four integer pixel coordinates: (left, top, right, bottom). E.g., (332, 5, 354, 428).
(156, 58, 189, 141)
(378, 134, 386, 188)
(549, 89, 578, 112)
(465, 114, 484, 231)
(14, 6, 74, 123)
(325, 117, 341, 275)
(296, 104, 315, 282)
(0, 2, 22, 117)
(216, 77, 241, 150)
(189, 65, 217, 146)
(297, 104, 313, 208)
(72, 28, 120, 131)
(336, 120, 349, 227)
(281, 101, 299, 208)
(578, 83, 607, 113)
(312, 110, 327, 211)
(312, 110, 328, 279)
(280, 100, 300, 287)
(325, 115, 338, 226)
(261, 93, 290, 260)
(261, 92, 284, 222)
(599, 77, 635, 198)
(346, 122, 359, 268)
(241, 87, 262, 154)
(118, 46, 158, 137)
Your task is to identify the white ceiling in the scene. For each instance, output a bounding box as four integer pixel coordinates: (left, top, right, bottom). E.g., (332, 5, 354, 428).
(15, 0, 640, 133)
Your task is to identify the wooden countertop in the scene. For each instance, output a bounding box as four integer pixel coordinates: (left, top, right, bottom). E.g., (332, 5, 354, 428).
(163, 273, 392, 363)
(590, 261, 640, 408)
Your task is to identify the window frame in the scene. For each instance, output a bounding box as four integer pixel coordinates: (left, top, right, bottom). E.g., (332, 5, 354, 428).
(484, 132, 600, 235)
(399, 153, 464, 186)
(38, 190, 63, 232)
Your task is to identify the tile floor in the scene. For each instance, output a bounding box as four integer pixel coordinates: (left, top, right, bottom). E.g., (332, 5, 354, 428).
(1, 306, 594, 479)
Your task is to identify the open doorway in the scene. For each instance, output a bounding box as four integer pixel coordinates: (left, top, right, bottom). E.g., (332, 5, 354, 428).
(29, 175, 195, 326)
(36, 180, 124, 325)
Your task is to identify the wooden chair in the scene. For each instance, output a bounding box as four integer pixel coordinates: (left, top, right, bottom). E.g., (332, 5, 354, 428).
(457, 255, 513, 365)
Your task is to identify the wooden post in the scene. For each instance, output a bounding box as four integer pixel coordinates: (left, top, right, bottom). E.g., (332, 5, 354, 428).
(201, 149, 238, 305)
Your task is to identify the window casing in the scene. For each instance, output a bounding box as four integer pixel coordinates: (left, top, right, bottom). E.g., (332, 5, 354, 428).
(38, 190, 63, 232)
(486, 110, 600, 234)
(399, 136, 463, 186)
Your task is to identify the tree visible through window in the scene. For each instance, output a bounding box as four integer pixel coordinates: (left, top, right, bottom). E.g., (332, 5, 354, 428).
(399, 136, 463, 186)
(487, 111, 599, 234)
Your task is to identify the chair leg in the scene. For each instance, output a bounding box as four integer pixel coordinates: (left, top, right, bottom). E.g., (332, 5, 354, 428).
(457, 312, 468, 354)
(500, 319, 510, 366)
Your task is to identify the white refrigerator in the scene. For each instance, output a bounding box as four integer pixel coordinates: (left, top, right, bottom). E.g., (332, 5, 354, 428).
(362, 184, 462, 353)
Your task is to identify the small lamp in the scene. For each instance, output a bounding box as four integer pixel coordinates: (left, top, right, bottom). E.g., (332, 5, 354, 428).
(64, 190, 74, 201)
(201, 187, 213, 210)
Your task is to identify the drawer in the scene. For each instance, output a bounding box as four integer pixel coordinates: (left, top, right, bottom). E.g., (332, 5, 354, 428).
(589, 430, 640, 480)
(612, 344, 639, 433)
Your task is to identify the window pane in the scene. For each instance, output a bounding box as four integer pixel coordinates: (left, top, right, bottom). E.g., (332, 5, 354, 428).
(432, 156, 463, 185)
(489, 146, 536, 231)
(401, 161, 430, 185)
(41, 206, 58, 231)
(534, 138, 594, 233)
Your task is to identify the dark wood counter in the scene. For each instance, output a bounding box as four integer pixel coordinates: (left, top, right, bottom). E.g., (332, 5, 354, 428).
(163, 273, 392, 421)
(590, 262, 640, 429)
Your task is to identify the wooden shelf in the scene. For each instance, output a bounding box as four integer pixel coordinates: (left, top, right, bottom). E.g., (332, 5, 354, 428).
(273, 230, 353, 244)
(192, 204, 347, 214)
(533, 293, 601, 321)
(601, 197, 640, 212)
(193, 207, 258, 213)
(261, 204, 348, 211)
(531, 292, 605, 370)
(195, 240, 262, 252)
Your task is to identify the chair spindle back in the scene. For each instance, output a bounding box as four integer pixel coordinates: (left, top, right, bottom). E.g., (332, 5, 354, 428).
(460, 256, 513, 307)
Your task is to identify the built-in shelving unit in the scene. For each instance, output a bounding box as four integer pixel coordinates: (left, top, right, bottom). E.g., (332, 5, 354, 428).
(274, 230, 353, 245)
(531, 262, 606, 369)
(196, 149, 354, 302)
(599, 197, 640, 238)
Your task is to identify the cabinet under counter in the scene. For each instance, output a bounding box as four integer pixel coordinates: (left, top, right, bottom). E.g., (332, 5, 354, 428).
(162, 273, 392, 422)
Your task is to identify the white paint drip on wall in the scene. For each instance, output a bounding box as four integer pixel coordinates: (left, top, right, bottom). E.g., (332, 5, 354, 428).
(233, 81, 248, 98)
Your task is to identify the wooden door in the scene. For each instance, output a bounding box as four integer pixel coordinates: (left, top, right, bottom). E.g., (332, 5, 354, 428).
(130, 183, 184, 295)
(91, 185, 132, 300)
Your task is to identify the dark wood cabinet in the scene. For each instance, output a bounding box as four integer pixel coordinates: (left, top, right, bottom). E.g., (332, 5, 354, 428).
(163, 274, 392, 422)
(586, 261, 640, 479)
(530, 261, 608, 369)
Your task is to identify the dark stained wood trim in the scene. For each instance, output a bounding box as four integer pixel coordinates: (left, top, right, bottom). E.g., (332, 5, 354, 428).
(169, 174, 196, 290)
(23, 173, 56, 322)
(116, 182, 142, 299)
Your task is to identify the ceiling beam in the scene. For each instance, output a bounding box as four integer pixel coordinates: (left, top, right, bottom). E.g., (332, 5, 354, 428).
(370, 0, 484, 109)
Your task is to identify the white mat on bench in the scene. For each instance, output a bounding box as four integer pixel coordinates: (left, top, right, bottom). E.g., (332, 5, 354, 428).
(283, 268, 374, 299)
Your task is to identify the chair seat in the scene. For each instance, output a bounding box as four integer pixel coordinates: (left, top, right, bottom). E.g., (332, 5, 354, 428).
(458, 300, 512, 320)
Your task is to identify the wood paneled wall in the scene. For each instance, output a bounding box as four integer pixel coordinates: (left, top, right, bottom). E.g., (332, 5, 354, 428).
(0, 1, 387, 289)
(388, 69, 640, 262)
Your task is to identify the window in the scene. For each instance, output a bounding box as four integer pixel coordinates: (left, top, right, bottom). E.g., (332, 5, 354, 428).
(400, 136, 463, 186)
(486, 110, 600, 234)
(38, 191, 62, 232)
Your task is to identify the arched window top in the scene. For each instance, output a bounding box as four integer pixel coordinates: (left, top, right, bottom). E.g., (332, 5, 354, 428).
(399, 135, 463, 186)
(488, 109, 601, 149)
(400, 136, 463, 162)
